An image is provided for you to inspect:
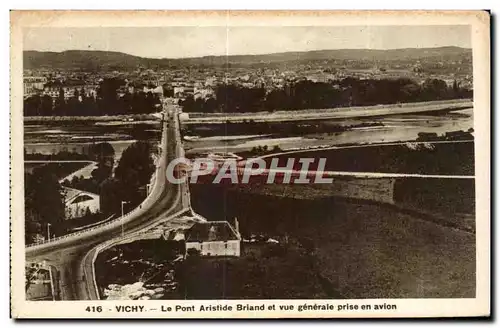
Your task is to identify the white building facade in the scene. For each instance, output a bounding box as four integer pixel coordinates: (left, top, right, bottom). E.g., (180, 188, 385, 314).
(63, 187, 100, 219)
(184, 220, 241, 257)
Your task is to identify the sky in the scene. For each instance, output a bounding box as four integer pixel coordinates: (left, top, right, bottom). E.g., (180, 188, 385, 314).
(23, 25, 471, 59)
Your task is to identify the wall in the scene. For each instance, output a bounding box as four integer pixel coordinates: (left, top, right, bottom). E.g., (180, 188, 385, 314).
(232, 176, 474, 230)
(186, 240, 240, 257)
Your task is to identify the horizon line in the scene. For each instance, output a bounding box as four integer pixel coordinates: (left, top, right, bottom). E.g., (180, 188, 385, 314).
(23, 45, 472, 61)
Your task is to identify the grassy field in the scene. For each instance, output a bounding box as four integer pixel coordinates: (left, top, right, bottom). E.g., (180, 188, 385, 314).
(190, 185, 476, 298)
(302, 200, 475, 298)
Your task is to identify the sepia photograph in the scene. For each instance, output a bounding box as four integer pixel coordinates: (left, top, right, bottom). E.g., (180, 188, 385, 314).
(10, 10, 490, 318)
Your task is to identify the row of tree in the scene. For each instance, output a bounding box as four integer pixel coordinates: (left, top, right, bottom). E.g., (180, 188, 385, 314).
(99, 141, 155, 216)
(62, 141, 155, 217)
(25, 165, 66, 243)
(180, 77, 472, 113)
(25, 141, 155, 244)
(24, 149, 90, 161)
(23, 78, 162, 116)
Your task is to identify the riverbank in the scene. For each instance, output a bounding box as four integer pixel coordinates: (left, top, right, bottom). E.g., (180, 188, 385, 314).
(24, 113, 159, 123)
(183, 108, 473, 155)
(183, 99, 472, 125)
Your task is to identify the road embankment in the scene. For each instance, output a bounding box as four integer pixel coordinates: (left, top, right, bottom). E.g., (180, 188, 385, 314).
(184, 99, 473, 124)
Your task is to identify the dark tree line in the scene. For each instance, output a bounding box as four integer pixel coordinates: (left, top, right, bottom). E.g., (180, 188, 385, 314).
(99, 141, 155, 217)
(62, 140, 155, 217)
(26, 141, 155, 243)
(25, 165, 66, 244)
(180, 77, 472, 113)
(24, 94, 54, 116)
(24, 78, 162, 116)
(24, 149, 90, 161)
(96, 78, 161, 115)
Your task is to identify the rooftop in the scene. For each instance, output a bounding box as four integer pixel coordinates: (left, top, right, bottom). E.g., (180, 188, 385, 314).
(185, 221, 239, 243)
(63, 186, 99, 204)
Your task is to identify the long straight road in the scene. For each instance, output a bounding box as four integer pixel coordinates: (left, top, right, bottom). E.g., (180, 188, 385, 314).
(25, 104, 190, 300)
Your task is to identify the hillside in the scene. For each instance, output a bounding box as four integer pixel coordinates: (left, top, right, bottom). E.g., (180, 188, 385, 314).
(23, 46, 472, 70)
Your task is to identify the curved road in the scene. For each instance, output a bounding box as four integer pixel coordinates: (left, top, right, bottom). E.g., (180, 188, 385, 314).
(26, 104, 190, 300)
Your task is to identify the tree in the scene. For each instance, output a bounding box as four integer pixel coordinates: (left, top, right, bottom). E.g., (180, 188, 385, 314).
(89, 142, 115, 167)
(91, 165, 112, 185)
(66, 89, 80, 116)
(162, 85, 174, 97)
(25, 166, 66, 242)
(23, 95, 40, 116)
(40, 95, 53, 116)
(179, 95, 196, 112)
(114, 141, 154, 194)
(82, 93, 98, 115)
(54, 87, 66, 115)
(422, 78, 449, 100)
(99, 177, 123, 217)
(100, 141, 155, 216)
(97, 77, 126, 115)
(400, 81, 421, 102)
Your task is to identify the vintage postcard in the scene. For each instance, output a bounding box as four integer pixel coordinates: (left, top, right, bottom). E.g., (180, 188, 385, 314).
(10, 10, 490, 318)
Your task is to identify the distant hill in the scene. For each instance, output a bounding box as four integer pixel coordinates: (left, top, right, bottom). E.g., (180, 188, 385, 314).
(23, 47, 472, 70)
(24, 50, 146, 70)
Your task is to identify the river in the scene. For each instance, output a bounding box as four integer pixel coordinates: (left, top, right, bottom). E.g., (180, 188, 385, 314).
(24, 122, 161, 162)
(184, 108, 473, 154)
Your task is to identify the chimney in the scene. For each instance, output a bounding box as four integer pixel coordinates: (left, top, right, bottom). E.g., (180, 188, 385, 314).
(234, 217, 239, 234)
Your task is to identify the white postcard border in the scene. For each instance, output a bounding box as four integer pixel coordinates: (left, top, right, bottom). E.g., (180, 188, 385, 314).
(10, 10, 490, 318)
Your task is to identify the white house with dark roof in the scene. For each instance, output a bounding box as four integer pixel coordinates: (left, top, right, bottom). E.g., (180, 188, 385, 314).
(63, 187, 100, 219)
(184, 219, 241, 257)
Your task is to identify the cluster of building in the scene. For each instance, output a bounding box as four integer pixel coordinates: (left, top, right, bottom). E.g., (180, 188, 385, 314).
(23, 76, 47, 98)
(23, 68, 165, 100)
(23, 75, 99, 100)
(26, 263, 55, 301)
(42, 80, 99, 100)
(23, 58, 473, 102)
